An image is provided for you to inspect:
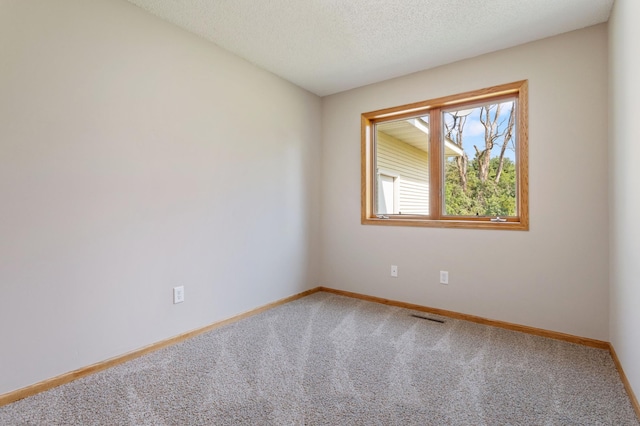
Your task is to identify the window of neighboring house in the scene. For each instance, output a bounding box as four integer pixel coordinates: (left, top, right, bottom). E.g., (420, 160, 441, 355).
(376, 170, 399, 214)
(361, 80, 528, 230)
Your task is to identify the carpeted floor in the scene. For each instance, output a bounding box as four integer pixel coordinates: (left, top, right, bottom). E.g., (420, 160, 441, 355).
(1, 292, 638, 425)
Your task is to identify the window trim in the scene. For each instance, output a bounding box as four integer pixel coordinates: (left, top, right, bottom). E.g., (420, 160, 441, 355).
(361, 80, 529, 230)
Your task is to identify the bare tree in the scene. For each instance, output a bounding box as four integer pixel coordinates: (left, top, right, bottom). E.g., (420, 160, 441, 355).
(476, 102, 515, 183)
(444, 113, 470, 192)
(494, 107, 515, 183)
(444, 101, 516, 195)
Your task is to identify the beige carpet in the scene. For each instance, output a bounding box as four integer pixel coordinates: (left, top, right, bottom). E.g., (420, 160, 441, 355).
(1, 292, 638, 425)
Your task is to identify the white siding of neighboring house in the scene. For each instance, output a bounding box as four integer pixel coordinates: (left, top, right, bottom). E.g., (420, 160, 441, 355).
(376, 132, 429, 215)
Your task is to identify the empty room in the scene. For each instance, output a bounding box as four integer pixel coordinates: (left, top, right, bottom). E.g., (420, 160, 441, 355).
(1, 0, 639, 424)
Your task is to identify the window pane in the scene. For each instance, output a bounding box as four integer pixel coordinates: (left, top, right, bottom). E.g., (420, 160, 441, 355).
(375, 117, 430, 215)
(442, 99, 517, 217)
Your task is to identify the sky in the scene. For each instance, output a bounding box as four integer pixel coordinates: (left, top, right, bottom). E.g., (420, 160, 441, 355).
(444, 100, 516, 161)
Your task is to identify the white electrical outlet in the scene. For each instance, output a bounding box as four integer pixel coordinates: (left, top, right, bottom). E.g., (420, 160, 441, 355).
(440, 271, 449, 285)
(173, 286, 185, 304)
(391, 265, 398, 277)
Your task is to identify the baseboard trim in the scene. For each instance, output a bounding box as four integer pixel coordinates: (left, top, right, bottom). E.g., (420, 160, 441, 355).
(0, 287, 321, 407)
(318, 287, 610, 349)
(609, 343, 640, 419)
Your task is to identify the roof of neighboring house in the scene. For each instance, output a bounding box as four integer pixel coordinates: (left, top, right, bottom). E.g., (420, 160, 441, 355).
(378, 118, 464, 157)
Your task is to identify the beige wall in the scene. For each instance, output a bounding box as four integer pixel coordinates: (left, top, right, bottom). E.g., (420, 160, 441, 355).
(320, 25, 609, 340)
(0, 0, 321, 395)
(609, 0, 640, 402)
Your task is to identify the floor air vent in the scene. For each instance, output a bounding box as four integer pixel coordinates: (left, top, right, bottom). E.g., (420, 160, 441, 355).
(410, 314, 445, 323)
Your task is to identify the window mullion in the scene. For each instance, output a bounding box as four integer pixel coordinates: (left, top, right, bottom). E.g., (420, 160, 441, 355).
(429, 109, 443, 220)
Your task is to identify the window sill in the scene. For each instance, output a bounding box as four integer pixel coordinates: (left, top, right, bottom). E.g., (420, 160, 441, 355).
(361, 217, 529, 231)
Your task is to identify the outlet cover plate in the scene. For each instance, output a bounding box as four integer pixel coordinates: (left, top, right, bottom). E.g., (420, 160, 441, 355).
(173, 286, 185, 304)
(440, 271, 449, 285)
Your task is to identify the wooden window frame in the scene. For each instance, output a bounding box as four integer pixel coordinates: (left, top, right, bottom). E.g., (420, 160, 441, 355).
(361, 80, 529, 230)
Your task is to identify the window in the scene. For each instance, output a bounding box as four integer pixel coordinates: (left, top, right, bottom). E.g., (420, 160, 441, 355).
(361, 80, 528, 230)
(377, 170, 399, 214)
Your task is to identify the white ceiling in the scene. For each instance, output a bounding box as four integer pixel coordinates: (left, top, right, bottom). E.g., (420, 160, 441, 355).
(126, 0, 614, 96)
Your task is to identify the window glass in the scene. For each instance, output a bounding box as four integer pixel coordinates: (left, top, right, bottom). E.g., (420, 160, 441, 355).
(375, 116, 430, 216)
(442, 99, 517, 217)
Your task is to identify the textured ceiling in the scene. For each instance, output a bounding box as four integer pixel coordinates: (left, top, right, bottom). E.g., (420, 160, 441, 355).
(126, 0, 614, 96)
